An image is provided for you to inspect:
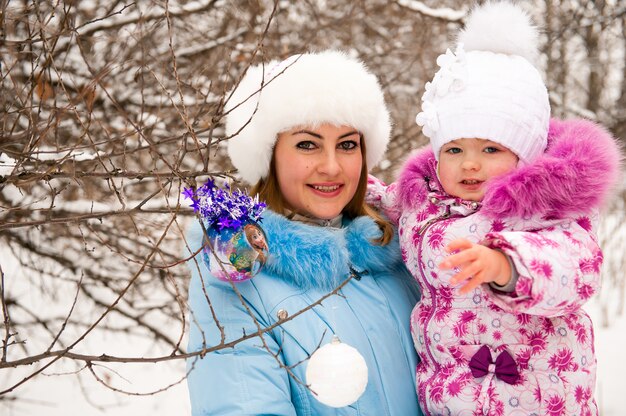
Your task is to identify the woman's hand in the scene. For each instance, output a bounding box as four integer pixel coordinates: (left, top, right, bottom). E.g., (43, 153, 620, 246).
(439, 238, 512, 294)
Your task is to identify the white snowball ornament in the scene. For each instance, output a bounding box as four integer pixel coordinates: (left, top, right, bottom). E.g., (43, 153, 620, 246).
(305, 335, 368, 408)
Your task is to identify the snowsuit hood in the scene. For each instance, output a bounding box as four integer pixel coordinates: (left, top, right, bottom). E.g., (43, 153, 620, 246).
(396, 118, 622, 219)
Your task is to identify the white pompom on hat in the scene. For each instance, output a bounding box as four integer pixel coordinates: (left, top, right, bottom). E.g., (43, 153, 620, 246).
(225, 51, 392, 185)
(415, 1, 550, 164)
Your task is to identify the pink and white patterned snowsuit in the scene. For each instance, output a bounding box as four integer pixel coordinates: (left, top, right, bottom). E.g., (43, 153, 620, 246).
(368, 119, 621, 416)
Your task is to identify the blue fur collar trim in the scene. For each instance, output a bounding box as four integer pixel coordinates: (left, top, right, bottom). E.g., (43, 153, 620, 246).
(260, 211, 404, 291)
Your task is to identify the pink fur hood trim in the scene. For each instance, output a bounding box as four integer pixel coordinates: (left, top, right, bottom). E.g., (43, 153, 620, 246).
(396, 118, 623, 219)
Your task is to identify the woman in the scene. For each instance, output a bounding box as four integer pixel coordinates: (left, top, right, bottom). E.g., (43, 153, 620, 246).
(185, 51, 422, 415)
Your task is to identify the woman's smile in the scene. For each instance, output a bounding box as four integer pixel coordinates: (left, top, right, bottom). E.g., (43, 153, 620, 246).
(308, 183, 344, 196)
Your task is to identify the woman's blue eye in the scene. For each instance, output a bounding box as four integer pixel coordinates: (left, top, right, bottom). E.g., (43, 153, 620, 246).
(445, 147, 462, 154)
(338, 140, 358, 150)
(296, 141, 316, 150)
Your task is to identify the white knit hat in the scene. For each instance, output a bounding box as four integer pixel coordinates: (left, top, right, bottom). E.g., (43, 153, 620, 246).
(225, 50, 391, 184)
(415, 1, 550, 164)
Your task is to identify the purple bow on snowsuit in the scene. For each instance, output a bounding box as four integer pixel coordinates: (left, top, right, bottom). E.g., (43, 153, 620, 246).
(469, 345, 520, 385)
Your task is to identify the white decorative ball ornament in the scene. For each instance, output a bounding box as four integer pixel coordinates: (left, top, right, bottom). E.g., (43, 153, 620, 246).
(305, 335, 368, 408)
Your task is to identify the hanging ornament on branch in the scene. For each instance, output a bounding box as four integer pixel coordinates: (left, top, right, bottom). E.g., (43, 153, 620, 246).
(305, 335, 368, 408)
(183, 179, 268, 282)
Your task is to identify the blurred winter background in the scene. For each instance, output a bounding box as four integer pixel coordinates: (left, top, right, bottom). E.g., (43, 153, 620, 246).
(1, 0, 624, 415)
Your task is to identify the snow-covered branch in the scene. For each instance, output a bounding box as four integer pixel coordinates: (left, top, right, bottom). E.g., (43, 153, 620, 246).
(395, 0, 466, 22)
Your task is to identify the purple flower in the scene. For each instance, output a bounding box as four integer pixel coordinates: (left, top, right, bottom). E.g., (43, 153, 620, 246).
(182, 187, 195, 199)
(182, 179, 266, 231)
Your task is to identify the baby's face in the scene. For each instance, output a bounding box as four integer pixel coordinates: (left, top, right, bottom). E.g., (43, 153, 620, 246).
(437, 138, 518, 202)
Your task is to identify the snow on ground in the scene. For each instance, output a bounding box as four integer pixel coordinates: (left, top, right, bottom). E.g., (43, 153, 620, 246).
(0, 246, 190, 416)
(1, 297, 623, 415)
(2, 357, 189, 416)
(1, 244, 624, 415)
(586, 300, 626, 415)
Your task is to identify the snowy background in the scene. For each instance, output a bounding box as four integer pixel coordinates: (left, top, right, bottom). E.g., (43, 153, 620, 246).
(1, 0, 625, 414)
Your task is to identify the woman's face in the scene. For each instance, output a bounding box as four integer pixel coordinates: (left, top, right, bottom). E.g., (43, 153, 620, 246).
(274, 123, 363, 220)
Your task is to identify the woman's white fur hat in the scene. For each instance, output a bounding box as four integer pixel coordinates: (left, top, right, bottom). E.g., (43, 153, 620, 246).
(415, 1, 550, 164)
(225, 50, 391, 184)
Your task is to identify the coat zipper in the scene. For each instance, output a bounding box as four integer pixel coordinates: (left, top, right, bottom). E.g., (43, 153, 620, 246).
(415, 208, 452, 416)
(418, 209, 451, 367)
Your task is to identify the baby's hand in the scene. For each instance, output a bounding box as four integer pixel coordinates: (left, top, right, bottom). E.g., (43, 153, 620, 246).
(439, 238, 511, 294)
(365, 174, 387, 207)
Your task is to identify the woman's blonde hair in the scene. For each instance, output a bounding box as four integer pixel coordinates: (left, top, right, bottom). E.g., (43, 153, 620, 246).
(251, 136, 394, 245)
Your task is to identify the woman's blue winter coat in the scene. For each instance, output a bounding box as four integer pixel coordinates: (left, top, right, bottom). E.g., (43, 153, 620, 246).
(186, 210, 423, 415)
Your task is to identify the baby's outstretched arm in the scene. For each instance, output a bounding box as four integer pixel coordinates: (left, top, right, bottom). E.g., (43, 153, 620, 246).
(439, 238, 512, 294)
